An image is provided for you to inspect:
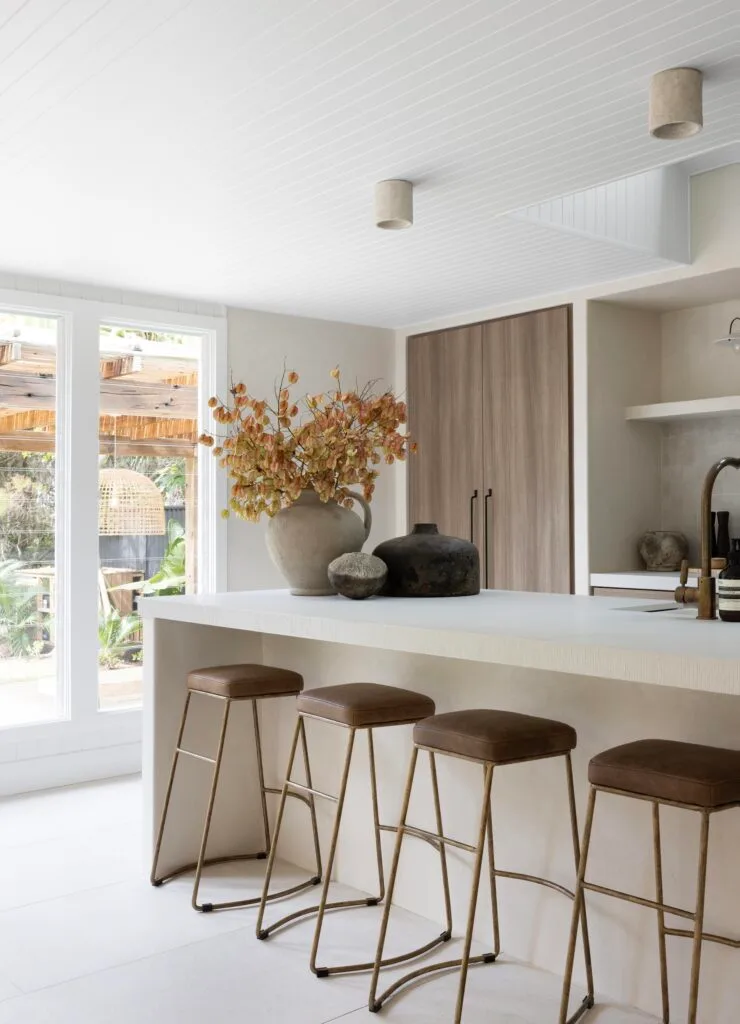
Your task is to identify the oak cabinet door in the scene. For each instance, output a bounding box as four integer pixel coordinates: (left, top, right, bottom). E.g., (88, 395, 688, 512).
(407, 326, 484, 546)
(482, 307, 572, 593)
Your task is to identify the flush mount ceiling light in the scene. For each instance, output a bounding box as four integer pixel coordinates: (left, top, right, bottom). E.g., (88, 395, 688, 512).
(649, 67, 703, 139)
(374, 179, 413, 229)
(714, 317, 740, 354)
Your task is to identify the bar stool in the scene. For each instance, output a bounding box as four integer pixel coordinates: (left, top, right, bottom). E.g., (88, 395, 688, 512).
(560, 738, 740, 1024)
(150, 663, 322, 912)
(256, 682, 446, 977)
(369, 709, 594, 1024)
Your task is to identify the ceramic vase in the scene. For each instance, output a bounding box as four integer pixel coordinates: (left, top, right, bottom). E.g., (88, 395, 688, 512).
(373, 523, 480, 597)
(266, 488, 372, 596)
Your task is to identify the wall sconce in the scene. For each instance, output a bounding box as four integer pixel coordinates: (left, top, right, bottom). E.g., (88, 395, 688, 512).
(714, 317, 740, 354)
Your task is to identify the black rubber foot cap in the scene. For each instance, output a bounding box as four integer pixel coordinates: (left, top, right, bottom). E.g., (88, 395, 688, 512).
(201, 903, 213, 913)
(257, 929, 269, 941)
(440, 930, 452, 942)
(366, 897, 380, 906)
(311, 875, 322, 885)
(256, 851, 267, 860)
(315, 967, 330, 978)
(151, 880, 163, 888)
(482, 952, 497, 963)
(369, 1002, 381, 1014)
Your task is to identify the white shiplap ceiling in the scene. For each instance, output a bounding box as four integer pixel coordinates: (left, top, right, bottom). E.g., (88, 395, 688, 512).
(0, 0, 738, 327)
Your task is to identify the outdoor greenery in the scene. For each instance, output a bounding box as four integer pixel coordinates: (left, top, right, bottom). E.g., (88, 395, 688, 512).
(116, 519, 186, 598)
(0, 560, 43, 659)
(98, 609, 141, 670)
(0, 452, 55, 563)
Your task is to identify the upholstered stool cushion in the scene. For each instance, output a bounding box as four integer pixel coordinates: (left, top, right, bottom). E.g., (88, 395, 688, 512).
(413, 709, 577, 764)
(297, 682, 435, 728)
(589, 739, 740, 808)
(188, 664, 303, 699)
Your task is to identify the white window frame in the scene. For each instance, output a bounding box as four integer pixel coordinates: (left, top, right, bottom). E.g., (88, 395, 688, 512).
(0, 288, 227, 795)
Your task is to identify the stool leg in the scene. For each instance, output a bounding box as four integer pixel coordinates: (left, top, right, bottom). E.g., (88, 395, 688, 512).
(369, 746, 419, 1012)
(559, 786, 597, 1024)
(192, 698, 232, 911)
(486, 801, 500, 957)
(653, 802, 670, 1024)
(255, 716, 305, 937)
(251, 699, 271, 855)
(565, 753, 594, 1007)
(430, 750, 453, 940)
(688, 811, 711, 1024)
(367, 729, 385, 905)
(454, 763, 494, 1024)
(150, 692, 192, 886)
(310, 727, 357, 975)
(299, 716, 323, 882)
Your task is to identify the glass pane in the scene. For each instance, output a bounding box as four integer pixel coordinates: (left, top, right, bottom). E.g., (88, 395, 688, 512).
(0, 314, 60, 727)
(97, 326, 200, 712)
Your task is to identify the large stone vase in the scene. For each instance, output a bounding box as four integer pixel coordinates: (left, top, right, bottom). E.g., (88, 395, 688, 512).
(266, 488, 372, 596)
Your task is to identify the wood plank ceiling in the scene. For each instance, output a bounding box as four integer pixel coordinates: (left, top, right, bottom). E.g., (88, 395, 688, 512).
(0, 0, 737, 327)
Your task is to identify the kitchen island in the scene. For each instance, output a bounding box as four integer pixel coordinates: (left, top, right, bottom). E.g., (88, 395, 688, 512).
(141, 590, 740, 1020)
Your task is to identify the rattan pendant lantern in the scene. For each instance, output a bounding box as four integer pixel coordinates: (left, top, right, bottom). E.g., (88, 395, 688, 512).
(99, 468, 166, 536)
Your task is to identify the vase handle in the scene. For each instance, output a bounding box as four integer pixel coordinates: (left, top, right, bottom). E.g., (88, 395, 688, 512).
(346, 490, 372, 542)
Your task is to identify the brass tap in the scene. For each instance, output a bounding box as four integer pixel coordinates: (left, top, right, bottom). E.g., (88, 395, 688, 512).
(674, 457, 740, 619)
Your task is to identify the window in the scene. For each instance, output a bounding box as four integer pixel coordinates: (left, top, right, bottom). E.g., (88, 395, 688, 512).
(97, 326, 201, 711)
(0, 314, 61, 726)
(0, 290, 225, 794)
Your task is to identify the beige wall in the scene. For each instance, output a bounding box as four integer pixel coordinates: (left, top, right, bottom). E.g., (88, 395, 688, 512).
(587, 302, 662, 572)
(225, 307, 397, 590)
(661, 299, 740, 402)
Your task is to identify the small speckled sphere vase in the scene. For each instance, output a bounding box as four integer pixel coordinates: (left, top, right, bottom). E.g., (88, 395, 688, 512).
(328, 552, 387, 600)
(266, 489, 372, 596)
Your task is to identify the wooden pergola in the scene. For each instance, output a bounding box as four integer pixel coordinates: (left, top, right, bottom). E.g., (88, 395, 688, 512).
(0, 338, 199, 590)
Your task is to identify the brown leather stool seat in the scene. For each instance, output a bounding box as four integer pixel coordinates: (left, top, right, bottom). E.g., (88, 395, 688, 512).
(589, 738, 740, 808)
(188, 664, 303, 699)
(414, 708, 577, 764)
(296, 682, 435, 727)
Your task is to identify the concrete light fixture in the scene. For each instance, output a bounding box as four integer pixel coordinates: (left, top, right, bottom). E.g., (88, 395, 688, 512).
(649, 67, 703, 139)
(374, 179, 413, 229)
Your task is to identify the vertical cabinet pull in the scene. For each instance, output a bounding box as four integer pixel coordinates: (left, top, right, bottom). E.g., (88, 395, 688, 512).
(469, 489, 478, 543)
(483, 488, 493, 588)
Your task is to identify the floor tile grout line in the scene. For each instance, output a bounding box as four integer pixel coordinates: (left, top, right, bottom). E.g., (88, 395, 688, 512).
(0, 917, 271, 1000)
(319, 1004, 368, 1023)
(0, 873, 146, 918)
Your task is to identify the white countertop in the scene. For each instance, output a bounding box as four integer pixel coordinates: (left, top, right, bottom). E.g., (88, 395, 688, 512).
(141, 589, 740, 696)
(591, 570, 682, 591)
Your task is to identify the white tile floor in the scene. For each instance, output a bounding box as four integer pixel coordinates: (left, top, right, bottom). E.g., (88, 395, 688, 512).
(0, 777, 653, 1023)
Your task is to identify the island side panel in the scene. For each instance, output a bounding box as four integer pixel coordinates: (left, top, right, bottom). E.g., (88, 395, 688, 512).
(260, 633, 740, 1023)
(142, 618, 265, 876)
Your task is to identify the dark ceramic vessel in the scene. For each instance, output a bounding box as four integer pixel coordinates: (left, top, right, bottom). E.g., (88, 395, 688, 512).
(372, 523, 480, 598)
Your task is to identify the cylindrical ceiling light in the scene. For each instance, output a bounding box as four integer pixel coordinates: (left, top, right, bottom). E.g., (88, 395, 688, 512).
(374, 179, 413, 229)
(649, 67, 703, 139)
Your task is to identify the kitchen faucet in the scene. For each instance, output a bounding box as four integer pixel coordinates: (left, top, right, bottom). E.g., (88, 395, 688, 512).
(675, 457, 740, 619)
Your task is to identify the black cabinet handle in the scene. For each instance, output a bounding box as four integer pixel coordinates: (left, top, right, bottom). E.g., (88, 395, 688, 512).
(484, 488, 493, 588)
(469, 489, 478, 543)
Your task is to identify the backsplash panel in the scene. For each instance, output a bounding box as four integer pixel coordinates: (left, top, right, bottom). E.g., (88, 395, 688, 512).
(661, 415, 740, 564)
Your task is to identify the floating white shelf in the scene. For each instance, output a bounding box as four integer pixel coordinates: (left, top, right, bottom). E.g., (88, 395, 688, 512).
(625, 395, 740, 423)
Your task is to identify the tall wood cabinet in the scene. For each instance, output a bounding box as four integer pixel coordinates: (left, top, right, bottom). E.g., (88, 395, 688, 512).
(407, 306, 572, 593)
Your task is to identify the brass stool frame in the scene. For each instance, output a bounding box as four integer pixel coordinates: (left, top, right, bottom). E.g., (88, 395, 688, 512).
(150, 688, 322, 912)
(256, 712, 452, 977)
(560, 784, 740, 1024)
(369, 745, 594, 1024)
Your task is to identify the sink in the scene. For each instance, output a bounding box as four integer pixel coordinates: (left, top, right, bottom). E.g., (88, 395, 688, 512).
(612, 603, 698, 617)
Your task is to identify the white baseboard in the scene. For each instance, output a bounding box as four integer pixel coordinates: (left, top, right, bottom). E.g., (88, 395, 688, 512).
(1, 742, 141, 796)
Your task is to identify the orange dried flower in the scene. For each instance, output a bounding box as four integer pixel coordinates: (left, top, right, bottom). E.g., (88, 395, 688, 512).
(198, 366, 415, 521)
